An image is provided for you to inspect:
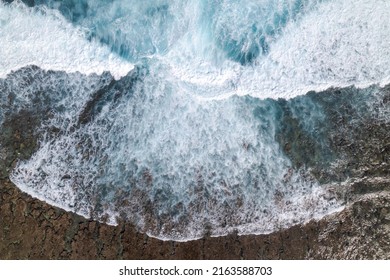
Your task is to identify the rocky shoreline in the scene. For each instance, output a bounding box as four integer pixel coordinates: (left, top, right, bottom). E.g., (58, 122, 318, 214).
(2, 176, 390, 259)
(1, 67, 390, 259)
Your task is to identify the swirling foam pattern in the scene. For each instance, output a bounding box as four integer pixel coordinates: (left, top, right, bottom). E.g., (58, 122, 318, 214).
(1, 0, 389, 240)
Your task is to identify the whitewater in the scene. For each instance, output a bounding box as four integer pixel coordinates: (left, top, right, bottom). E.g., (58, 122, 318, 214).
(1, 0, 390, 240)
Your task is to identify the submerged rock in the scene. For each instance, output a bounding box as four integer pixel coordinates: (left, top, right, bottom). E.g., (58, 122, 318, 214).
(1, 66, 390, 258)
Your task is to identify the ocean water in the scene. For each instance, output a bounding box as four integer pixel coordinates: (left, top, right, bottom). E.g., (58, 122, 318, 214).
(1, 0, 389, 240)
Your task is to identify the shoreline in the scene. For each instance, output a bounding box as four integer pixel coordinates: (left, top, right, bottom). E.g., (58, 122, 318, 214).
(2, 177, 390, 259)
(2, 66, 390, 259)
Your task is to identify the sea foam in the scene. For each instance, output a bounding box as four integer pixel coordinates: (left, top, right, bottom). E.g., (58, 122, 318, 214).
(0, 1, 133, 80)
(3, 0, 390, 241)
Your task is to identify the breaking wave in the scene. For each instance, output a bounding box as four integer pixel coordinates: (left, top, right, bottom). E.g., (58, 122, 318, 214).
(1, 0, 389, 240)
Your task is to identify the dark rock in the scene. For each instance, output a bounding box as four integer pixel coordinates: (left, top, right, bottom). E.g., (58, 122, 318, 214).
(2, 66, 390, 259)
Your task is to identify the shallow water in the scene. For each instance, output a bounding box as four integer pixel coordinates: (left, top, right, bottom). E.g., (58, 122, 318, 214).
(1, 0, 389, 240)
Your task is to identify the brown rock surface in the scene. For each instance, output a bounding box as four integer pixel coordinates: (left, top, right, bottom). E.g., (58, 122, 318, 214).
(2, 176, 390, 259)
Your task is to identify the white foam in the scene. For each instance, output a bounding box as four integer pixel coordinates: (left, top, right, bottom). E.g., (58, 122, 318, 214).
(163, 0, 390, 100)
(238, 0, 390, 99)
(0, 1, 133, 80)
(10, 63, 344, 240)
(5, 0, 387, 241)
